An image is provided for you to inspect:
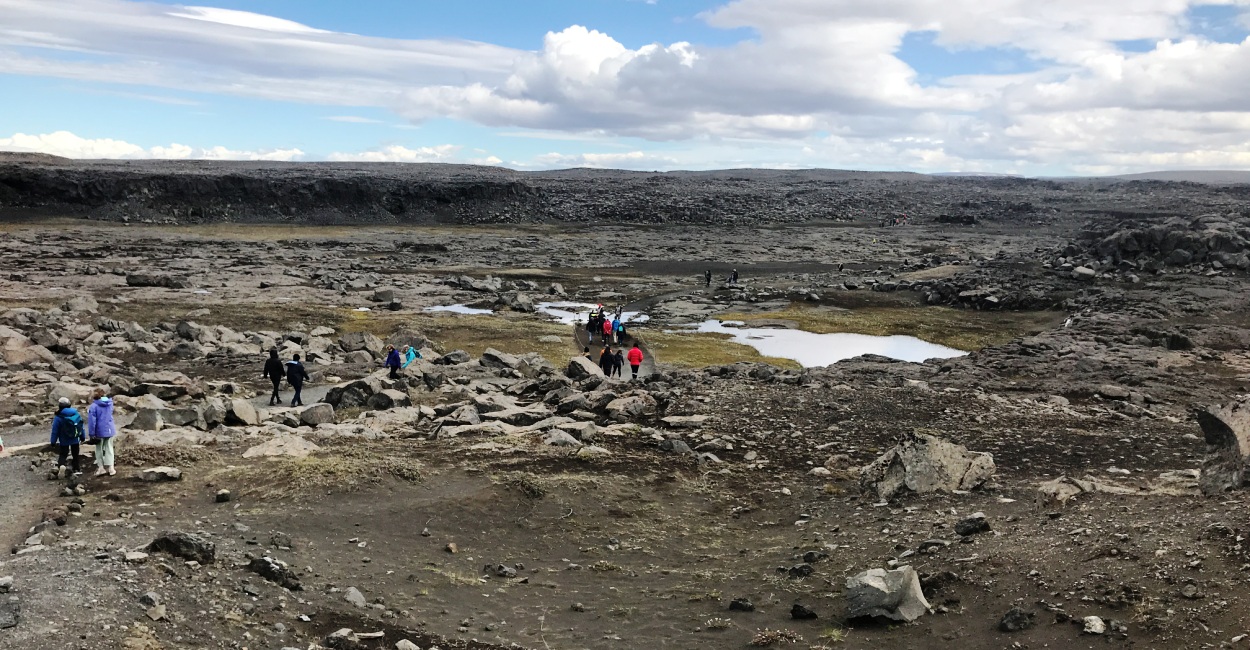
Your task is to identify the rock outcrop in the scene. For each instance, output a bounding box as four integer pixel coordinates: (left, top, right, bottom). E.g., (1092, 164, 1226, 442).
(860, 432, 995, 501)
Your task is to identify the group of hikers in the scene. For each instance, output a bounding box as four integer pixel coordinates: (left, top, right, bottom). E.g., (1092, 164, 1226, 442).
(586, 342, 644, 379)
(586, 304, 629, 344)
(262, 349, 312, 406)
(46, 388, 118, 477)
(703, 268, 740, 287)
(383, 344, 422, 379)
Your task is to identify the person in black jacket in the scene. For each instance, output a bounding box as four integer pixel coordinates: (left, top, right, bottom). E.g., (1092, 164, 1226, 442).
(612, 348, 624, 378)
(286, 353, 311, 406)
(598, 346, 614, 376)
(263, 348, 285, 405)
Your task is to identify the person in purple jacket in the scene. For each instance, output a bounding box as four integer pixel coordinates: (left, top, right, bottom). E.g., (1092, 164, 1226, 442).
(87, 388, 118, 476)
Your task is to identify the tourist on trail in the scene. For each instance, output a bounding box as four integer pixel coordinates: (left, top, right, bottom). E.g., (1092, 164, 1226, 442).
(627, 344, 644, 379)
(263, 348, 285, 405)
(611, 315, 621, 344)
(401, 344, 421, 369)
(587, 311, 597, 342)
(286, 354, 310, 406)
(602, 316, 613, 341)
(612, 348, 624, 378)
(583, 346, 592, 361)
(86, 388, 117, 477)
(599, 346, 614, 376)
(50, 397, 86, 476)
(730, 269, 739, 285)
(384, 345, 401, 379)
(705, 269, 712, 287)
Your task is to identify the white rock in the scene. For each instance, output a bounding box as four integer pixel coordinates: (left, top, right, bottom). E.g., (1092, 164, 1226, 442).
(1083, 616, 1106, 635)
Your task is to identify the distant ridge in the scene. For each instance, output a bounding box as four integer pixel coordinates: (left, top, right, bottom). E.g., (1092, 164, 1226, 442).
(1099, 170, 1250, 184)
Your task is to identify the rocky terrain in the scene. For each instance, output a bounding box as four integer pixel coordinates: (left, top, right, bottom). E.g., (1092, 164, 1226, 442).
(1, 160, 1250, 650)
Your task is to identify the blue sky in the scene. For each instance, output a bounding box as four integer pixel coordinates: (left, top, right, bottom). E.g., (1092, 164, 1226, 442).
(2, 0, 1250, 174)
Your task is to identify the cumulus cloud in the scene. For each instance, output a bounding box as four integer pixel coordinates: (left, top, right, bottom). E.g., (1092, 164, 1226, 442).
(0, 131, 304, 161)
(4, 0, 1250, 172)
(529, 150, 680, 170)
(325, 144, 461, 163)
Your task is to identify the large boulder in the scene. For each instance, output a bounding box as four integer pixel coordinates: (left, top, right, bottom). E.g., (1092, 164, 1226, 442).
(566, 356, 602, 380)
(481, 348, 522, 370)
(299, 403, 335, 427)
(126, 274, 192, 289)
(1195, 397, 1250, 495)
(243, 435, 320, 459)
(846, 566, 931, 622)
(147, 531, 214, 564)
(859, 432, 995, 501)
(47, 382, 97, 406)
(323, 375, 386, 409)
(365, 389, 411, 411)
(226, 399, 260, 426)
(338, 332, 385, 356)
(0, 326, 56, 366)
(604, 394, 658, 422)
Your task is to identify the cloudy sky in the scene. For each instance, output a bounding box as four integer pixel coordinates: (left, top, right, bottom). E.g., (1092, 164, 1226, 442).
(2, 0, 1249, 174)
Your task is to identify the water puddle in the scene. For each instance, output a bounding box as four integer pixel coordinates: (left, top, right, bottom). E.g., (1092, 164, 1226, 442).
(685, 320, 967, 367)
(424, 304, 494, 315)
(537, 302, 649, 325)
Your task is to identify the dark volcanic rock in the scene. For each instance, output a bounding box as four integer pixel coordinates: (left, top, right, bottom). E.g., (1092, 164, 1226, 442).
(147, 531, 216, 564)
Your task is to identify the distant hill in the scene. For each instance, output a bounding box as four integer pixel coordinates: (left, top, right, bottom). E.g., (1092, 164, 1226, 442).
(0, 151, 71, 164)
(1100, 170, 1250, 184)
(929, 172, 1022, 178)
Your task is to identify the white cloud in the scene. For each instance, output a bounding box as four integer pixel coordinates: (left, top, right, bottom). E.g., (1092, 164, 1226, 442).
(326, 144, 461, 163)
(0, 131, 304, 161)
(324, 116, 384, 124)
(4, 0, 1250, 172)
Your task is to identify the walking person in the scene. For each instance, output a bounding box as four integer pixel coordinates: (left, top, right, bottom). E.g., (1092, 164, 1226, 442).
(611, 315, 622, 345)
(587, 311, 597, 343)
(86, 388, 117, 476)
(602, 316, 613, 342)
(598, 346, 614, 376)
(730, 268, 739, 285)
(263, 348, 284, 405)
(384, 345, 401, 379)
(627, 344, 644, 380)
(612, 348, 624, 378)
(583, 346, 593, 361)
(286, 354, 310, 406)
(50, 397, 86, 477)
(401, 345, 421, 369)
(705, 269, 712, 287)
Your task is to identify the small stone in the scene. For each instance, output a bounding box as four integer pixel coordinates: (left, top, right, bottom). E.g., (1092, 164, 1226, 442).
(445, 543, 458, 554)
(1083, 616, 1106, 635)
(790, 603, 818, 620)
(140, 466, 183, 482)
(146, 604, 166, 621)
(570, 602, 585, 612)
(728, 598, 755, 612)
(998, 607, 1035, 632)
(395, 641, 421, 650)
(124, 552, 149, 564)
(954, 512, 990, 536)
(344, 587, 367, 608)
(215, 490, 231, 503)
(139, 592, 161, 607)
(0, 576, 12, 593)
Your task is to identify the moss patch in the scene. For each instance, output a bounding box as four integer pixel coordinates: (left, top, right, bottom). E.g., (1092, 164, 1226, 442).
(645, 330, 802, 369)
(717, 302, 1061, 351)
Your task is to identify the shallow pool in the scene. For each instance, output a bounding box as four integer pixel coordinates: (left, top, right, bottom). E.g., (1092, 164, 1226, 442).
(537, 302, 649, 325)
(424, 304, 494, 315)
(688, 320, 967, 367)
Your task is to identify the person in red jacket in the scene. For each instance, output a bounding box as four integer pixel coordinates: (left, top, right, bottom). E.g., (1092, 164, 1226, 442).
(627, 344, 643, 379)
(601, 317, 612, 340)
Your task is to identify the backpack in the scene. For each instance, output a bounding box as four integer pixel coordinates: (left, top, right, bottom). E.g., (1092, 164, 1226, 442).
(58, 411, 86, 443)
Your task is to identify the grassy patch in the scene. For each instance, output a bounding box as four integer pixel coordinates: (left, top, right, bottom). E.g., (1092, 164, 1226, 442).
(212, 442, 422, 499)
(397, 312, 578, 360)
(718, 302, 1061, 351)
(105, 300, 346, 332)
(644, 330, 802, 369)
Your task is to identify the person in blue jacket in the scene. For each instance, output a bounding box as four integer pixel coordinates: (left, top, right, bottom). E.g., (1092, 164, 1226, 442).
(401, 345, 421, 369)
(87, 388, 118, 476)
(384, 345, 402, 379)
(50, 397, 87, 476)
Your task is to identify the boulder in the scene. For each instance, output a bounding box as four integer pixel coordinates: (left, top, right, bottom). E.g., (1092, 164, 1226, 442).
(435, 349, 472, 365)
(845, 566, 930, 622)
(1036, 475, 1097, 507)
(130, 409, 165, 432)
(481, 348, 522, 370)
(859, 432, 995, 501)
(543, 431, 584, 448)
(299, 403, 335, 427)
(1195, 397, 1250, 495)
(247, 557, 302, 591)
(366, 389, 411, 411)
(343, 350, 374, 364)
(226, 399, 259, 426)
(566, 356, 602, 380)
(338, 332, 385, 356)
(147, 531, 215, 564)
(605, 394, 658, 421)
(661, 415, 708, 429)
(61, 295, 99, 313)
(126, 274, 192, 289)
(140, 466, 183, 482)
(243, 435, 320, 459)
(47, 382, 96, 406)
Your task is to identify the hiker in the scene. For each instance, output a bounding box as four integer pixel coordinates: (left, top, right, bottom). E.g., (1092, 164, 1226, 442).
(602, 316, 613, 341)
(612, 348, 624, 378)
(50, 397, 86, 476)
(586, 311, 597, 342)
(583, 346, 592, 361)
(86, 388, 117, 477)
(611, 315, 621, 344)
(402, 344, 421, 369)
(598, 346, 614, 376)
(627, 344, 644, 379)
(263, 348, 284, 405)
(286, 354, 310, 406)
(384, 345, 401, 379)
(730, 269, 739, 285)
(705, 269, 712, 287)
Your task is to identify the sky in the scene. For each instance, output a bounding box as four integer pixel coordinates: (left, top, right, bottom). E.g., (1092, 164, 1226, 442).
(2, 0, 1250, 175)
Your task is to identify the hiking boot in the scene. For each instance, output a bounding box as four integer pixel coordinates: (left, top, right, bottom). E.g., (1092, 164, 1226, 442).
(94, 467, 107, 477)
(107, 467, 116, 476)
(56, 465, 67, 479)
